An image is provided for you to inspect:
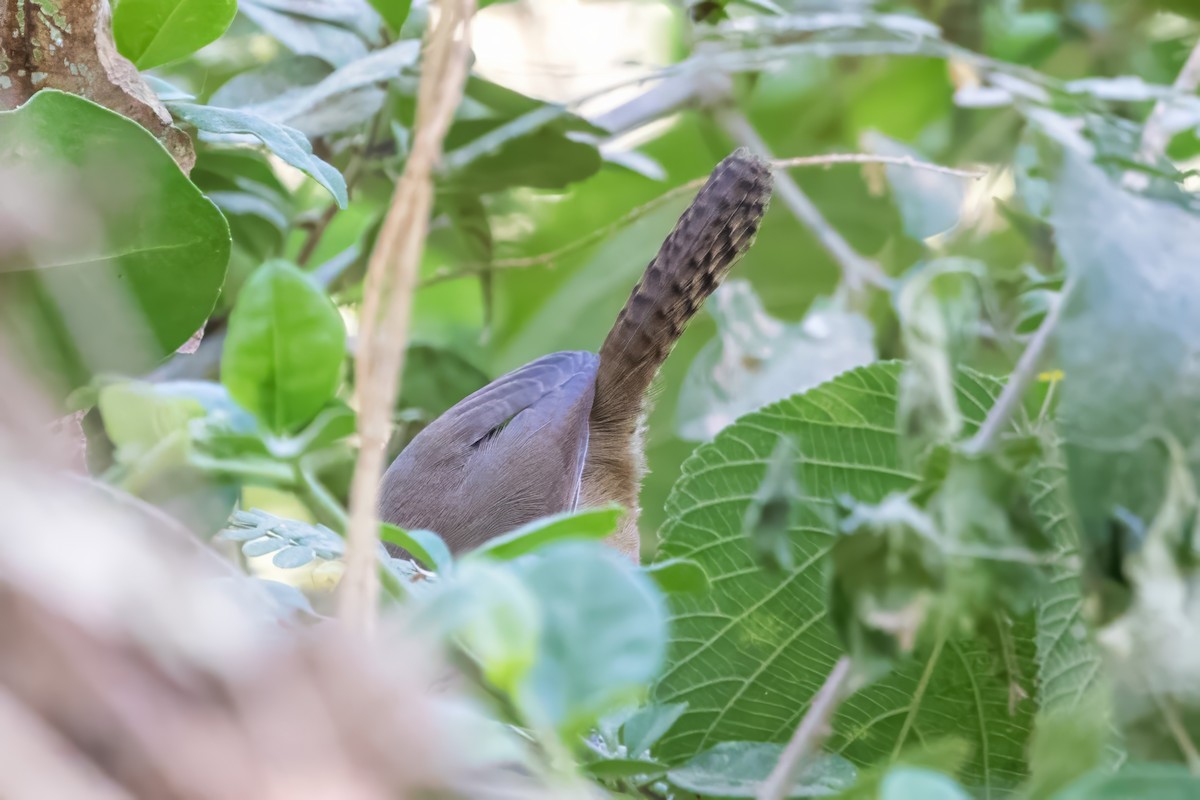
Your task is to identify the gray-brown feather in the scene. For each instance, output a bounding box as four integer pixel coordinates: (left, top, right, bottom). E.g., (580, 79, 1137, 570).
(378, 149, 773, 560)
(582, 148, 773, 557)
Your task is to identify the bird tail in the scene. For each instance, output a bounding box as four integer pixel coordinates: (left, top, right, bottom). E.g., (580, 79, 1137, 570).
(592, 147, 774, 429)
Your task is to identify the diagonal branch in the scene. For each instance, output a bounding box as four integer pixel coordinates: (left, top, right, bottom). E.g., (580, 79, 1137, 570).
(964, 288, 1066, 454)
(758, 657, 854, 800)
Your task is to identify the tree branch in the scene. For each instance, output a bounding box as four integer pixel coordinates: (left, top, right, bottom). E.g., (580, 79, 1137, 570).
(339, 0, 476, 636)
(758, 657, 854, 800)
(965, 289, 1066, 455)
(775, 152, 984, 179)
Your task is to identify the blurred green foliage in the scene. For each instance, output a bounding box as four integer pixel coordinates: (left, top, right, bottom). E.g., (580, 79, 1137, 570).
(8, 0, 1200, 797)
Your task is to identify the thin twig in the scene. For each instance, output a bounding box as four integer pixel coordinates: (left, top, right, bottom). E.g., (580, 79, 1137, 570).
(716, 108, 890, 309)
(965, 289, 1066, 455)
(758, 657, 854, 800)
(1126, 37, 1200, 191)
(296, 203, 339, 267)
(297, 107, 390, 266)
(339, 0, 475, 636)
(775, 152, 985, 179)
(421, 181, 702, 286)
(421, 152, 973, 287)
(1159, 694, 1200, 774)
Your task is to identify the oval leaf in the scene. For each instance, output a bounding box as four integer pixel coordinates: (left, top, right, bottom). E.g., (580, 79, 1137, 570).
(0, 91, 229, 392)
(862, 130, 966, 240)
(367, 0, 413, 30)
(222, 260, 346, 433)
(272, 544, 317, 569)
(881, 767, 970, 800)
(471, 506, 622, 561)
(113, 0, 238, 70)
(381, 524, 453, 573)
(517, 543, 667, 735)
(667, 741, 856, 798)
(243, 536, 286, 557)
(168, 103, 348, 207)
(622, 702, 689, 757)
(642, 559, 710, 594)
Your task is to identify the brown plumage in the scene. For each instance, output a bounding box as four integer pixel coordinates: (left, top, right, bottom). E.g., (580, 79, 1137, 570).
(379, 148, 773, 559)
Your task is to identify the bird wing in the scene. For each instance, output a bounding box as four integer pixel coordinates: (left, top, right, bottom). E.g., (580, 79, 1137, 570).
(379, 350, 599, 551)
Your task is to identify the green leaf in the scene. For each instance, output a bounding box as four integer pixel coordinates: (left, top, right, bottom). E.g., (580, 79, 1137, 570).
(168, 103, 348, 207)
(676, 281, 875, 443)
(244, 536, 287, 557)
(222, 260, 346, 433)
(582, 758, 667, 781)
(894, 259, 985, 457)
(272, 544, 317, 569)
(744, 437, 801, 574)
(471, 506, 622, 561)
(205, 41, 419, 138)
(1052, 763, 1200, 800)
(1025, 699, 1112, 800)
(830, 492, 944, 676)
(367, 0, 412, 31)
(449, 561, 543, 695)
(517, 543, 667, 735)
(0, 91, 229, 391)
(239, 0, 372, 67)
(112, 0, 237, 70)
(97, 381, 206, 462)
(836, 739, 971, 800)
(881, 767, 970, 800)
(652, 364, 1038, 792)
(381, 524, 453, 573)
(643, 559, 710, 594)
(622, 702, 689, 757)
(666, 741, 857, 797)
(443, 100, 605, 193)
(863, 131, 966, 240)
(1049, 150, 1200, 557)
(1029, 453, 1107, 713)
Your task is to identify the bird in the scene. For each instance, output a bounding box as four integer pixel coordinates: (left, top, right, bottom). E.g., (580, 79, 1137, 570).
(379, 148, 774, 560)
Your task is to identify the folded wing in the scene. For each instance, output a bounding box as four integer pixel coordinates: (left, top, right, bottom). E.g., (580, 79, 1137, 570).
(379, 350, 599, 553)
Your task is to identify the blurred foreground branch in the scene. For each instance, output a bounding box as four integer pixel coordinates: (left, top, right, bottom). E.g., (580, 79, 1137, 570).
(341, 0, 477, 634)
(0, 343, 555, 800)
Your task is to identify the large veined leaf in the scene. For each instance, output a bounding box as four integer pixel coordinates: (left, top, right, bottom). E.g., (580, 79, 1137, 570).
(0, 90, 229, 393)
(1029, 451, 1104, 713)
(652, 363, 1039, 794)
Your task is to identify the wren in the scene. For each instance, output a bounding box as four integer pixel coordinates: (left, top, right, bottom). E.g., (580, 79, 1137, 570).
(379, 149, 774, 559)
